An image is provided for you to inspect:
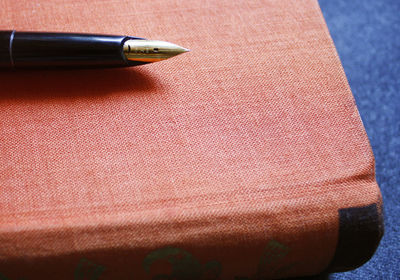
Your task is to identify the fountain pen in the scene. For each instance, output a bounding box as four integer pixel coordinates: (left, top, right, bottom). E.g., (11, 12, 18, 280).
(0, 31, 189, 69)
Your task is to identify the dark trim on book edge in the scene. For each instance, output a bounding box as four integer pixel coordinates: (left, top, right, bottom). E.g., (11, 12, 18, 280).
(326, 203, 384, 272)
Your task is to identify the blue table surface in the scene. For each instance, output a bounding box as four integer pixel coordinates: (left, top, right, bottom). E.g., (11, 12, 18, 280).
(302, 1, 400, 279)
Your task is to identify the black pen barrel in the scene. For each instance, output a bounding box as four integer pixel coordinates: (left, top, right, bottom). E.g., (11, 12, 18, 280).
(0, 31, 13, 68)
(0, 31, 144, 69)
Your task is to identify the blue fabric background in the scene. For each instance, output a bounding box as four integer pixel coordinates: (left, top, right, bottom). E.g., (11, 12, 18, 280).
(306, 1, 399, 279)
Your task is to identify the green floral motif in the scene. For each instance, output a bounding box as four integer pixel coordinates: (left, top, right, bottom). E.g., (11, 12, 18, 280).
(0, 240, 290, 280)
(74, 258, 105, 280)
(143, 247, 221, 280)
(256, 240, 290, 278)
(235, 240, 291, 280)
(0, 273, 25, 280)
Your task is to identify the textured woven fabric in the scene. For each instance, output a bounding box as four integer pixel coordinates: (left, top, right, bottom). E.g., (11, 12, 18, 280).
(319, 0, 399, 279)
(0, 0, 382, 279)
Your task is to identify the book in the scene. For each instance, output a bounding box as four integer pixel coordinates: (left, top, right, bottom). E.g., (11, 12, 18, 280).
(0, 0, 383, 279)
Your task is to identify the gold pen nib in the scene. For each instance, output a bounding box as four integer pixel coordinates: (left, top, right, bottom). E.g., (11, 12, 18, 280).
(123, 39, 189, 63)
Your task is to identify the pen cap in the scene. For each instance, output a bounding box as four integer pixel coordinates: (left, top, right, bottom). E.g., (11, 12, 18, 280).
(0, 31, 146, 69)
(0, 31, 13, 68)
(12, 32, 133, 68)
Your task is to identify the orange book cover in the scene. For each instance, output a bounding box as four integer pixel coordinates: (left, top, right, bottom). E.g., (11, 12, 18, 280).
(0, 0, 383, 279)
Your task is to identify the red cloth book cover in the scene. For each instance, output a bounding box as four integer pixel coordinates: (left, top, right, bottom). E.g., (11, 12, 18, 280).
(0, 0, 383, 279)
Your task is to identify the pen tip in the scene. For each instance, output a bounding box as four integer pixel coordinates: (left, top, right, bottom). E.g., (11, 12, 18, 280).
(174, 45, 190, 54)
(123, 39, 190, 63)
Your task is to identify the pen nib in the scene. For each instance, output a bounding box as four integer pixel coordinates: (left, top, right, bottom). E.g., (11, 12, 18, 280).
(123, 39, 189, 63)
